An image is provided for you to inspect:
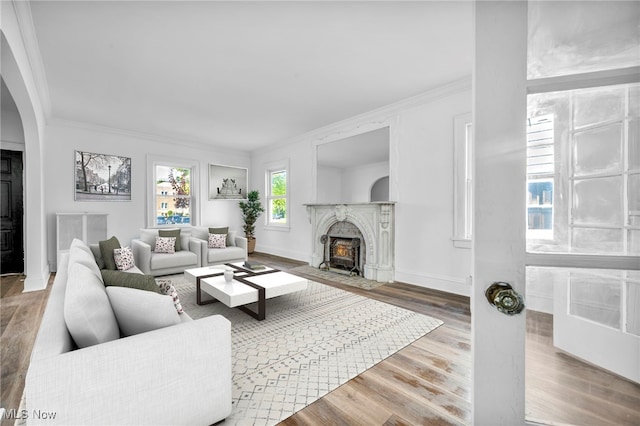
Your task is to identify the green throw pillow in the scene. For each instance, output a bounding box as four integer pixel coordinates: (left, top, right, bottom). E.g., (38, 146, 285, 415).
(99, 236, 121, 270)
(209, 226, 229, 246)
(159, 229, 181, 251)
(100, 269, 162, 294)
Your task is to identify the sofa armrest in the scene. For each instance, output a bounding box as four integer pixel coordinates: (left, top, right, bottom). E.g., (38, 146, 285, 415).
(26, 315, 232, 426)
(190, 238, 207, 266)
(235, 236, 248, 260)
(131, 238, 152, 275)
(188, 237, 203, 267)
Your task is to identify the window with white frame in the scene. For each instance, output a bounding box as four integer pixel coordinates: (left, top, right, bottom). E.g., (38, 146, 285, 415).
(453, 113, 473, 248)
(454, 113, 557, 245)
(152, 164, 193, 226)
(265, 161, 289, 227)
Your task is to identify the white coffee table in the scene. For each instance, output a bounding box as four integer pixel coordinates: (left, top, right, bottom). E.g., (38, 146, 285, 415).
(184, 262, 308, 320)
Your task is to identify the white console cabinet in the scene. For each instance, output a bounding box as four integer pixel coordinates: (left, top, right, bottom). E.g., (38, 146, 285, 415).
(56, 213, 108, 270)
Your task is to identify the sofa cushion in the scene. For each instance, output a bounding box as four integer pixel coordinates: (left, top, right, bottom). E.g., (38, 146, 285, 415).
(99, 236, 121, 270)
(101, 269, 162, 294)
(89, 243, 106, 269)
(208, 233, 226, 249)
(154, 236, 176, 253)
(106, 287, 181, 336)
(150, 250, 198, 270)
(114, 246, 136, 271)
(64, 263, 120, 348)
(207, 246, 246, 263)
(70, 238, 92, 256)
(68, 244, 102, 280)
(159, 229, 182, 251)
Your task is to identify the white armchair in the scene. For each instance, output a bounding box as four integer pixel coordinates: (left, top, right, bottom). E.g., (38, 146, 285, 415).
(131, 228, 200, 276)
(190, 226, 248, 267)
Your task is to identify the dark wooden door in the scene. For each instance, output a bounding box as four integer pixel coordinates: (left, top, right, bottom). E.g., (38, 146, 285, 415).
(1, 150, 24, 274)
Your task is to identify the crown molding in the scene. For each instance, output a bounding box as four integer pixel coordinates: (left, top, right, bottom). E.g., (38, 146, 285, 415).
(254, 75, 472, 154)
(48, 117, 250, 157)
(11, 0, 52, 119)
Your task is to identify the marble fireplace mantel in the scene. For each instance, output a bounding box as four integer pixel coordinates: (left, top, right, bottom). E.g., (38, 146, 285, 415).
(304, 202, 395, 282)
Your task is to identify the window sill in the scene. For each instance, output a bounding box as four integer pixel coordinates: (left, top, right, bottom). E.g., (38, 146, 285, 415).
(452, 238, 472, 249)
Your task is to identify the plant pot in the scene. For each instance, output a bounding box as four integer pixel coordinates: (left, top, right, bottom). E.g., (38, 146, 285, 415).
(247, 238, 256, 254)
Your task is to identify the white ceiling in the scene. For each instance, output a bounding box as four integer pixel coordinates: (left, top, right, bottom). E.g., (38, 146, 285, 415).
(25, 1, 472, 152)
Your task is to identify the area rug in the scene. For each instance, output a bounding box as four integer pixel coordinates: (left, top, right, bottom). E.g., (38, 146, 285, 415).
(166, 274, 443, 426)
(288, 264, 386, 290)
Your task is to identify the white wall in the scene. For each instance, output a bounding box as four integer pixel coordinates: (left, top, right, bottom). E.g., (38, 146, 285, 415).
(44, 122, 250, 270)
(252, 81, 473, 296)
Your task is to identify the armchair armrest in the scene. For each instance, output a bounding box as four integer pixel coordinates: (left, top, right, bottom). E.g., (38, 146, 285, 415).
(131, 239, 152, 275)
(188, 237, 203, 267)
(26, 316, 232, 426)
(235, 236, 248, 260)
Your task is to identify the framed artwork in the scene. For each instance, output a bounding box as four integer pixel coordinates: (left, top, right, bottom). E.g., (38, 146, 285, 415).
(75, 150, 132, 201)
(209, 164, 248, 200)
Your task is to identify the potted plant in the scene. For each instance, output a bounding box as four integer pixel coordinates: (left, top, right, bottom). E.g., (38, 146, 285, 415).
(238, 190, 265, 254)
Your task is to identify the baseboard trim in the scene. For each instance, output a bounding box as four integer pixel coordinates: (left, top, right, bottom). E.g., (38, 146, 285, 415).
(395, 270, 470, 297)
(254, 245, 308, 263)
(23, 266, 50, 292)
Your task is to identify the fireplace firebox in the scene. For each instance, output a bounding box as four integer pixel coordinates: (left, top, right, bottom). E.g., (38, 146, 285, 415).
(322, 236, 361, 276)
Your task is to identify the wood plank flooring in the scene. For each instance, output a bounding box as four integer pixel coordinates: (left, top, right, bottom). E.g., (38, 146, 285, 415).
(1, 253, 639, 425)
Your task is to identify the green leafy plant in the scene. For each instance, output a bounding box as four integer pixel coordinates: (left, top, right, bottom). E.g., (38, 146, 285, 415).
(238, 190, 265, 240)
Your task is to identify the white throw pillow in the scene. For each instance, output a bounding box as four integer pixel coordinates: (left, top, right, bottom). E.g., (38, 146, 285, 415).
(208, 233, 226, 249)
(154, 236, 176, 254)
(113, 246, 135, 270)
(106, 286, 181, 336)
(64, 263, 120, 348)
(156, 279, 184, 314)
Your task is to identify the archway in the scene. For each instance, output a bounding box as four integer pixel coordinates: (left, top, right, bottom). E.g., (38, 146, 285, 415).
(1, 31, 48, 291)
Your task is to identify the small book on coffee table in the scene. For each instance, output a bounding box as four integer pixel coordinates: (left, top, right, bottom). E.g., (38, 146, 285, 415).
(244, 261, 265, 271)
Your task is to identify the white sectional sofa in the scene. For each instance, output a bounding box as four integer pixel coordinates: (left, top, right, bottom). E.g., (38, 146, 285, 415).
(25, 239, 232, 425)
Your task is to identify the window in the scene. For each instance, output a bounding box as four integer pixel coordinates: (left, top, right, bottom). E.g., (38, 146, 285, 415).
(455, 113, 557, 244)
(153, 164, 192, 226)
(453, 113, 473, 248)
(266, 161, 289, 227)
(527, 83, 639, 255)
(526, 114, 555, 240)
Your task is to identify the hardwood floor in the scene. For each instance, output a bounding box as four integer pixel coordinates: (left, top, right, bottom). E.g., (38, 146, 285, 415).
(1, 254, 639, 425)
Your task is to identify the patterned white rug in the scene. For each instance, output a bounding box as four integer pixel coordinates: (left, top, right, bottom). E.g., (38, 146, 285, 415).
(166, 274, 443, 426)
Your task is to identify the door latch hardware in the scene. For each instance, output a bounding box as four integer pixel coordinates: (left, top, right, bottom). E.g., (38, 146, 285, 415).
(485, 282, 525, 315)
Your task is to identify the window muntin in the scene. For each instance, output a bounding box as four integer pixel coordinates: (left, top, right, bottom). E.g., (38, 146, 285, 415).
(267, 168, 288, 226)
(154, 165, 192, 226)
